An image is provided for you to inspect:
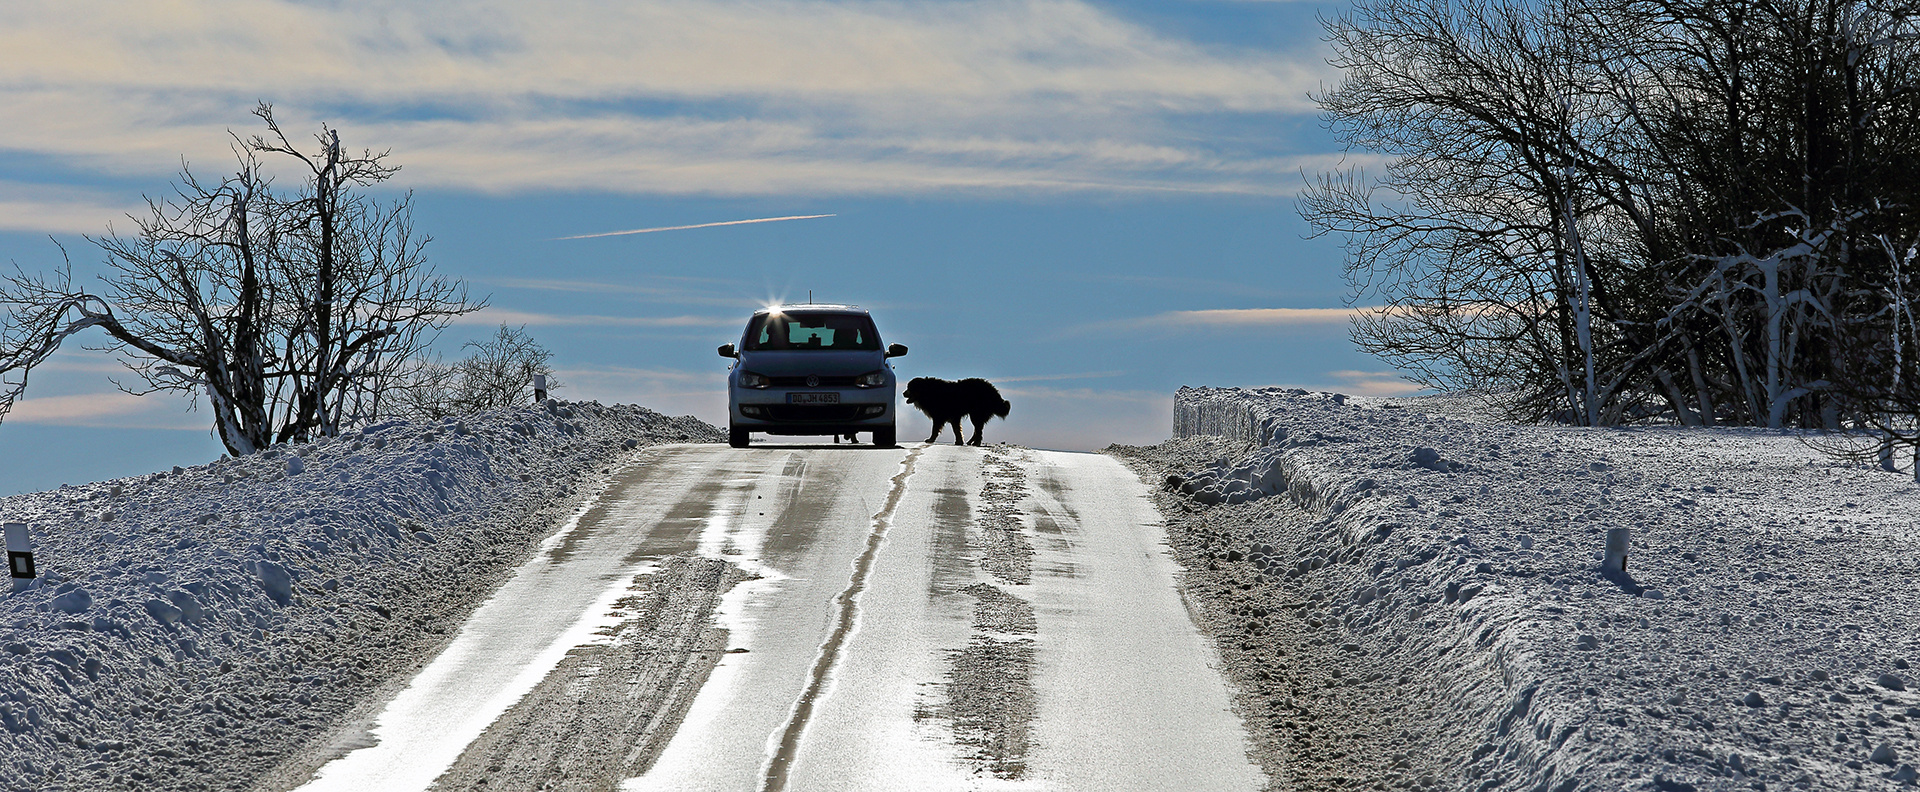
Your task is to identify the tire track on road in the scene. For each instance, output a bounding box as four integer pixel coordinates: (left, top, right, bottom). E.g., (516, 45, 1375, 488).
(919, 446, 1041, 779)
(760, 445, 926, 792)
(425, 555, 748, 792)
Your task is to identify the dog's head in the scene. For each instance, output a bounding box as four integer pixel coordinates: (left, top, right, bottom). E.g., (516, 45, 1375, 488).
(902, 377, 931, 404)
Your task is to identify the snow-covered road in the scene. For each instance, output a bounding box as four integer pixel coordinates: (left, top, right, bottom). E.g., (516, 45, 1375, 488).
(282, 442, 1262, 791)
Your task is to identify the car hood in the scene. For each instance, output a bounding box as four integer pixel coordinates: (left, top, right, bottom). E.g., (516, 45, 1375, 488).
(737, 350, 887, 376)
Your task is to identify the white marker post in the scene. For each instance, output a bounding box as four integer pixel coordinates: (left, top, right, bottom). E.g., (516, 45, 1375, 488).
(533, 374, 548, 403)
(6, 522, 34, 590)
(1603, 527, 1630, 573)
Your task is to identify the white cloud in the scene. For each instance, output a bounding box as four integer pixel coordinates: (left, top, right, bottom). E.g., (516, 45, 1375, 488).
(5, 390, 203, 429)
(1, 350, 203, 429)
(1325, 370, 1427, 396)
(0, 1, 1319, 112)
(0, 181, 143, 234)
(28, 351, 134, 375)
(1157, 307, 1373, 326)
(0, 0, 1334, 220)
(1075, 306, 1397, 334)
(343, 115, 1309, 196)
(1147, 303, 1495, 328)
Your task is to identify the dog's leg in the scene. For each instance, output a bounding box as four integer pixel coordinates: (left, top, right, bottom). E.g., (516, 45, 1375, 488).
(968, 416, 987, 446)
(950, 420, 964, 445)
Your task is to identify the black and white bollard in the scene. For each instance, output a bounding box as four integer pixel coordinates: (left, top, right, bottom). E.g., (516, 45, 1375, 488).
(1603, 527, 1630, 573)
(533, 374, 548, 403)
(6, 522, 34, 589)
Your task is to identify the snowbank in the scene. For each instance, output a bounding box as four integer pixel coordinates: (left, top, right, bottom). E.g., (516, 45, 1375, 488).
(0, 401, 719, 792)
(1124, 386, 1920, 791)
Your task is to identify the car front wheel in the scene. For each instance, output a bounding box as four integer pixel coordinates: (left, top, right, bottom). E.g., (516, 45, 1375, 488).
(871, 423, 896, 448)
(728, 425, 750, 448)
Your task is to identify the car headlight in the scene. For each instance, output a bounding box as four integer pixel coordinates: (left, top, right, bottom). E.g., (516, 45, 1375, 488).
(739, 371, 770, 389)
(855, 370, 887, 388)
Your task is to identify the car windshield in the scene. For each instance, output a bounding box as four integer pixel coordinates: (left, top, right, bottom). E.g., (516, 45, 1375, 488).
(743, 312, 882, 351)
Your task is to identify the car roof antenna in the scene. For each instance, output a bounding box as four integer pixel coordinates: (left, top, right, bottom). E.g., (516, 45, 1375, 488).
(808, 289, 812, 304)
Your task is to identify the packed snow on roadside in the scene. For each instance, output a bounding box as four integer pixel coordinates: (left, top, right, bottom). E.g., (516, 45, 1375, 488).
(1120, 387, 1920, 792)
(0, 401, 720, 792)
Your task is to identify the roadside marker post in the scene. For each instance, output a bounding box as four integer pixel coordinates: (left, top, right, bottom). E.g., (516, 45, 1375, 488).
(6, 522, 34, 589)
(533, 374, 548, 402)
(1603, 527, 1630, 573)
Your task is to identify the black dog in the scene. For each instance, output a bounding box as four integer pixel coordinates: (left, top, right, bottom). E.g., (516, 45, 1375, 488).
(903, 377, 1011, 446)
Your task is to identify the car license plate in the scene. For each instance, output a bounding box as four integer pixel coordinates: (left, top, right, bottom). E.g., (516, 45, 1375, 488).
(788, 392, 839, 404)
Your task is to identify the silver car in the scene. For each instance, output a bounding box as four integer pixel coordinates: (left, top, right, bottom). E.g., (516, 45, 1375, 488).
(719, 304, 907, 447)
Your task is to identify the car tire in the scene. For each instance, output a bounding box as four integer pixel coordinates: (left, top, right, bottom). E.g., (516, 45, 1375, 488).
(728, 425, 750, 448)
(872, 424, 896, 448)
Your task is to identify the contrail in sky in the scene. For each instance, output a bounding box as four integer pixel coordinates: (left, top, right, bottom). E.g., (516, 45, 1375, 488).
(553, 214, 836, 240)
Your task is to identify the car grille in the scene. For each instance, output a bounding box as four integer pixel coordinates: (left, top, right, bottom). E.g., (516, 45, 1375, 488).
(765, 405, 864, 422)
(769, 375, 857, 388)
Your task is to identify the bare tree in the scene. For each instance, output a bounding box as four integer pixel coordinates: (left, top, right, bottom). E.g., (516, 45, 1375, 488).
(1306, 0, 1920, 430)
(1814, 232, 1920, 480)
(1, 149, 285, 453)
(246, 105, 478, 442)
(0, 104, 481, 455)
(388, 324, 560, 421)
(1304, 0, 1671, 424)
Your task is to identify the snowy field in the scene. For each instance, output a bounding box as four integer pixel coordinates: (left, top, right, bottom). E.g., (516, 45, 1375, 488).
(1114, 387, 1920, 792)
(0, 402, 719, 792)
(7, 386, 1920, 792)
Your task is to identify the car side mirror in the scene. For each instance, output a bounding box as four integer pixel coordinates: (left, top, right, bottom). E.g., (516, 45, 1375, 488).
(718, 343, 737, 358)
(886, 343, 908, 358)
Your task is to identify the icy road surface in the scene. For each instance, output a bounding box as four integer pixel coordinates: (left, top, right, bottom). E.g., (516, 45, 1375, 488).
(289, 443, 1262, 792)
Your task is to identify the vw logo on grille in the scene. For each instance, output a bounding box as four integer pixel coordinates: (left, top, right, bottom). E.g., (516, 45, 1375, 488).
(806, 375, 820, 387)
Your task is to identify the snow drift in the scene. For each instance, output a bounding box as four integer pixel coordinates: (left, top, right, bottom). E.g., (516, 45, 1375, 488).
(0, 401, 719, 792)
(1157, 386, 1920, 791)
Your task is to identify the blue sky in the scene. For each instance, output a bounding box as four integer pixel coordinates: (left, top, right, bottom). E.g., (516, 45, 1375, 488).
(0, 0, 1414, 494)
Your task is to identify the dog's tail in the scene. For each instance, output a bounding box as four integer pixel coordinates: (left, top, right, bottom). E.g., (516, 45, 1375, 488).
(995, 398, 1011, 418)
